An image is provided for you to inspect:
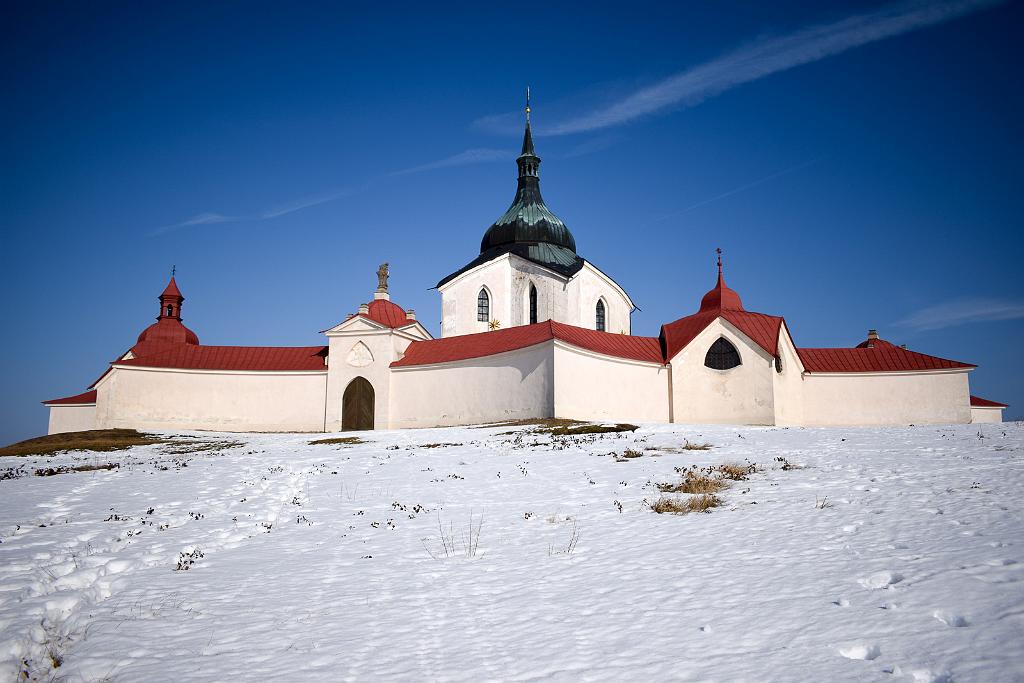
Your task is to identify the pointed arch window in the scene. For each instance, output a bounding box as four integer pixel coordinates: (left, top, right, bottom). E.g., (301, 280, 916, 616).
(529, 284, 538, 324)
(477, 288, 490, 322)
(704, 337, 741, 370)
(596, 299, 606, 332)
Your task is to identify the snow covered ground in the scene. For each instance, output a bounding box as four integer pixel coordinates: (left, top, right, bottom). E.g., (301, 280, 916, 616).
(1, 422, 1023, 682)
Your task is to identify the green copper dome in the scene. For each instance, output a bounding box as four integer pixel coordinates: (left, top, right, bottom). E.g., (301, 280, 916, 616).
(437, 113, 585, 289)
(479, 121, 577, 254)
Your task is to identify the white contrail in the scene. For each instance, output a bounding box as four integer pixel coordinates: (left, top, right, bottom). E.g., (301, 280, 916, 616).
(541, 0, 1002, 135)
(896, 298, 1024, 332)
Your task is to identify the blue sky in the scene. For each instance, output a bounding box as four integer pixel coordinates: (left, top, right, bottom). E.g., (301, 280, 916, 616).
(1, 0, 1021, 443)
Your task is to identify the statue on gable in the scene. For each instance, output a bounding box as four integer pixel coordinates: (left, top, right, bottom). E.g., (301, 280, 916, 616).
(376, 263, 389, 293)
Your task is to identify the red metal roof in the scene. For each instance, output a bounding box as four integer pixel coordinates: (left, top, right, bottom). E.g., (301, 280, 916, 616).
(970, 395, 1008, 408)
(161, 276, 183, 299)
(698, 271, 744, 313)
(660, 309, 784, 361)
(42, 389, 97, 406)
(393, 320, 663, 367)
(117, 345, 328, 372)
(797, 339, 974, 373)
(365, 299, 416, 328)
(136, 318, 200, 346)
(661, 266, 784, 361)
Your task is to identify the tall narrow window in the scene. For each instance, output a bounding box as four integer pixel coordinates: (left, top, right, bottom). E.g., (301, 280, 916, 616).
(529, 284, 538, 324)
(477, 289, 489, 322)
(704, 337, 741, 370)
(166, 305, 173, 317)
(595, 299, 606, 332)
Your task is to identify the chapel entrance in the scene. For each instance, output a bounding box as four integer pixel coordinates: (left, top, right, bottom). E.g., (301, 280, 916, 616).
(342, 377, 374, 431)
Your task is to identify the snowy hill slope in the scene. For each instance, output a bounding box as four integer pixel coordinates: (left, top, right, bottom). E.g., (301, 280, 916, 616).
(1, 422, 1022, 681)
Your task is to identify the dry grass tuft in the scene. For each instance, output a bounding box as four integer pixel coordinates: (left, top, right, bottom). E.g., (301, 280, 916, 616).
(0, 429, 166, 457)
(34, 463, 119, 477)
(620, 448, 644, 459)
(419, 442, 463, 449)
(658, 468, 729, 494)
(713, 462, 758, 481)
(475, 417, 584, 429)
(309, 436, 366, 446)
(650, 494, 723, 514)
(541, 423, 639, 436)
(681, 439, 714, 450)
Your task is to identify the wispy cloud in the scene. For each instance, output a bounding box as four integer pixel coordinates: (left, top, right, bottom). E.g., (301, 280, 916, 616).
(151, 147, 512, 236)
(149, 189, 356, 237)
(895, 298, 1024, 332)
(653, 157, 822, 221)
(389, 148, 512, 176)
(481, 0, 1002, 136)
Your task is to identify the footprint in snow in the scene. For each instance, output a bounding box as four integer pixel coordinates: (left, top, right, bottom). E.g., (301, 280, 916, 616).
(932, 610, 969, 627)
(859, 571, 903, 589)
(838, 644, 880, 660)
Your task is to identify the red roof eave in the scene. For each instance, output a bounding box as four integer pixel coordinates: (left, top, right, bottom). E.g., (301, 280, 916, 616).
(971, 395, 1008, 408)
(43, 389, 97, 406)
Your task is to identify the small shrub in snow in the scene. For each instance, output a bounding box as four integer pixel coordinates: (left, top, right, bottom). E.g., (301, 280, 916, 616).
(175, 548, 204, 571)
(549, 518, 580, 556)
(775, 457, 803, 471)
(682, 440, 714, 450)
(309, 436, 366, 446)
(658, 467, 729, 494)
(714, 462, 757, 481)
(649, 494, 723, 514)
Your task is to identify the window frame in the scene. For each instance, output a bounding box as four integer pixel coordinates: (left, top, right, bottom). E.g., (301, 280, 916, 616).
(528, 284, 538, 324)
(476, 288, 490, 322)
(595, 298, 606, 332)
(704, 337, 742, 371)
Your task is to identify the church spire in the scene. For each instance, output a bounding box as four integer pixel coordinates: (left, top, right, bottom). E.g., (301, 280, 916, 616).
(517, 87, 539, 181)
(158, 271, 184, 321)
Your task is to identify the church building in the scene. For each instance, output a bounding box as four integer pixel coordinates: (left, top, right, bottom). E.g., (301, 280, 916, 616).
(43, 108, 1007, 433)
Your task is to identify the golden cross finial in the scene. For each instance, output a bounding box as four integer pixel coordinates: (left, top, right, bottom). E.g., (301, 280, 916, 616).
(525, 86, 531, 123)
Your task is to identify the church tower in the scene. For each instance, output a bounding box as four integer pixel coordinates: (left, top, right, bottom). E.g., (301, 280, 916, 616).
(436, 91, 635, 337)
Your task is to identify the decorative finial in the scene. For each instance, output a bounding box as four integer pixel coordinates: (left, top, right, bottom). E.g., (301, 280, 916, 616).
(171, 265, 176, 278)
(525, 86, 531, 123)
(716, 248, 722, 275)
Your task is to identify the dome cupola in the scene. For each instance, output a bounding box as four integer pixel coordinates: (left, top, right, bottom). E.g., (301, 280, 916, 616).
(479, 90, 577, 255)
(136, 273, 200, 347)
(698, 249, 744, 312)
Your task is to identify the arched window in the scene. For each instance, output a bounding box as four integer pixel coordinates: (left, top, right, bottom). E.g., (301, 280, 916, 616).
(166, 305, 173, 317)
(477, 289, 490, 322)
(529, 284, 538, 324)
(774, 355, 783, 373)
(704, 337, 741, 370)
(595, 299, 606, 331)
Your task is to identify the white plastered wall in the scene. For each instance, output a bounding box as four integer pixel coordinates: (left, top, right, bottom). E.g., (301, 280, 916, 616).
(95, 366, 328, 432)
(324, 317, 429, 431)
(970, 406, 1004, 423)
(552, 343, 667, 422)
(438, 254, 633, 337)
(46, 405, 97, 434)
(564, 262, 633, 335)
(438, 257, 514, 337)
(772, 325, 805, 426)
(801, 370, 972, 426)
(669, 318, 776, 425)
(389, 342, 554, 428)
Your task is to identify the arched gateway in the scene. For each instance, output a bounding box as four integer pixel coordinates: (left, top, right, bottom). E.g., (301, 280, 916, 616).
(342, 377, 374, 430)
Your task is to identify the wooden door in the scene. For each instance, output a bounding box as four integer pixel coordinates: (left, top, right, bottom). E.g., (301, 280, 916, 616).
(342, 377, 374, 431)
